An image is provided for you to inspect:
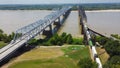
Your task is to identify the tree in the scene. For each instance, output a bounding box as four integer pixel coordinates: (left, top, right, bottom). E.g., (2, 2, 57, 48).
(57, 41, 63, 46)
(78, 58, 98, 68)
(28, 39, 37, 45)
(111, 34, 120, 39)
(61, 32, 67, 43)
(0, 29, 15, 43)
(7, 32, 15, 42)
(109, 56, 120, 64)
(49, 33, 63, 45)
(66, 34, 73, 44)
(61, 32, 67, 38)
(104, 40, 120, 56)
(95, 36, 108, 45)
(2, 34, 9, 43)
(49, 37, 56, 45)
(0, 33, 3, 41)
(0, 29, 3, 34)
(103, 62, 116, 68)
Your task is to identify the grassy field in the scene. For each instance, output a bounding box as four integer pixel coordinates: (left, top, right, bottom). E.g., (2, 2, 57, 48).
(7, 45, 90, 68)
(0, 41, 7, 48)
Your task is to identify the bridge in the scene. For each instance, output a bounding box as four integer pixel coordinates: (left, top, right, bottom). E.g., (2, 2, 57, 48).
(0, 5, 118, 67)
(87, 27, 120, 41)
(0, 6, 72, 63)
(78, 6, 102, 68)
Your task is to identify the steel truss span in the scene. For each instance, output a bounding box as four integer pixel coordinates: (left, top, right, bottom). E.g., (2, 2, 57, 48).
(0, 6, 72, 62)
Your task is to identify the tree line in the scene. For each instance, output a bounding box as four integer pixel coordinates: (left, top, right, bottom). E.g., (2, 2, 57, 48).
(28, 32, 83, 46)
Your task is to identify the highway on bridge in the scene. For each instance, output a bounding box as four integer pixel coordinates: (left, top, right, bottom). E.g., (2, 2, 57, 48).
(0, 6, 72, 63)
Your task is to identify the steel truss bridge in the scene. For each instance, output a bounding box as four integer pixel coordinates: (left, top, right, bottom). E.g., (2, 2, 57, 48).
(78, 6, 102, 68)
(0, 6, 72, 63)
(0, 5, 118, 68)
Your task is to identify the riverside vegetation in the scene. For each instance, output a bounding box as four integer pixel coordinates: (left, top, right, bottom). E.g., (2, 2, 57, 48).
(0, 28, 97, 68)
(2, 27, 120, 68)
(28, 32, 84, 46)
(0, 29, 14, 48)
(94, 35, 120, 68)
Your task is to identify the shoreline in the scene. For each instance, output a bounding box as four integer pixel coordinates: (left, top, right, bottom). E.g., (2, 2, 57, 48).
(85, 9, 120, 12)
(0, 9, 120, 12)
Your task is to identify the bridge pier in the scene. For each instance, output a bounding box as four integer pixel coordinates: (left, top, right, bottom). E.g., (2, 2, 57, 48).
(63, 13, 67, 18)
(53, 17, 61, 26)
(83, 34, 88, 45)
(81, 23, 84, 34)
(43, 24, 53, 38)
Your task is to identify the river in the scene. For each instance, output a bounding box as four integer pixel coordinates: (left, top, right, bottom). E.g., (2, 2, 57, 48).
(86, 10, 120, 35)
(0, 10, 120, 36)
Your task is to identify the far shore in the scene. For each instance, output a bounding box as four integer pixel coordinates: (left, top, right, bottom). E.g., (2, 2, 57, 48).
(85, 9, 120, 12)
(0, 9, 120, 12)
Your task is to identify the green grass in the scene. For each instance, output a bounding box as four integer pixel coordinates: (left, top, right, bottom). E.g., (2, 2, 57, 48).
(62, 45, 90, 62)
(9, 45, 90, 68)
(9, 57, 77, 68)
(0, 41, 7, 48)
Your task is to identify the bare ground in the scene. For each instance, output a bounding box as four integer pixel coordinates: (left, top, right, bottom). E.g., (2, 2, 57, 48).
(96, 47, 110, 64)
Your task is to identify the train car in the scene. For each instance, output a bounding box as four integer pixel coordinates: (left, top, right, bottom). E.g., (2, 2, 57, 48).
(86, 31, 91, 40)
(92, 46, 98, 59)
(88, 40, 93, 47)
(95, 58, 102, 68)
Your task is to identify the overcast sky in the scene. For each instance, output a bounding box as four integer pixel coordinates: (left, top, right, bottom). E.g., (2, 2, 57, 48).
(0, 0, 120, 4)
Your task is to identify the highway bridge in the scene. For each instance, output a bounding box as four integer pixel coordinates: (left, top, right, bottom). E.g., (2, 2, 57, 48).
(0, 5, 118, 67)
(0, 6, 72, 63)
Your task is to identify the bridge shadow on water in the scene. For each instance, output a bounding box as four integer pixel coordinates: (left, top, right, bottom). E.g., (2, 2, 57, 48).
(0, 11, 71, 67)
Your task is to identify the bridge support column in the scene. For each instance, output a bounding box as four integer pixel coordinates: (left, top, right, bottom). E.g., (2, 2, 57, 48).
(80, 17, 83, 25)
(63, 13, 67, 18)
(63, 9, 71, 18)
(81, 24, 84, 34)
(83, 34, 88, 45)
(53, 17, 61, 26)
(43, 24, 53, 38)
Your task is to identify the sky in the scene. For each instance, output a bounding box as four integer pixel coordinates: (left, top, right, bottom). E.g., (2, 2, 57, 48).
(0, 0, 120, 4)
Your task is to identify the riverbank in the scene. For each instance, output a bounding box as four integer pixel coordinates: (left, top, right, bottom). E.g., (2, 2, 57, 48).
(86, 10, 120, 35)
(86, 9, 120, 12)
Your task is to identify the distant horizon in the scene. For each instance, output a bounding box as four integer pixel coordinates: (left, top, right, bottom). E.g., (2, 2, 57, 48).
(0, 0, 120, 5)
(0, 2, 120, 5)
